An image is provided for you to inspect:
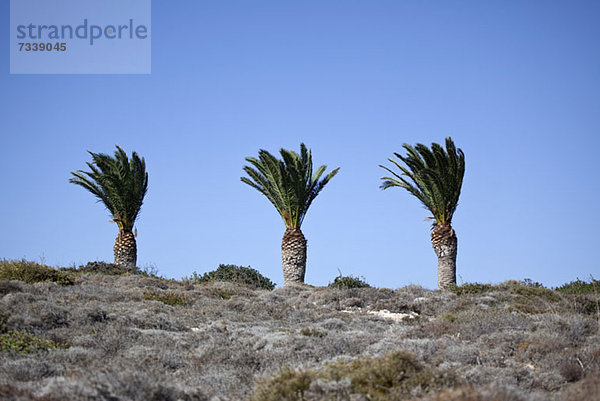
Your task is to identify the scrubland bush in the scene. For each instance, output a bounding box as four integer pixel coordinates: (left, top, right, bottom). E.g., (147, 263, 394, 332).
(450, 280, 597, 316)
(252, 365, 313, 401)
(328, 274, 371, 289)
(143, 291, 189, 306)
(184, 264, 275, 290)
(63, 260, 132, 275)
(0, 259, 74, 285)
(449, 282, 494, 295)
(0, 280, 23, 296)
(0, 314, 67, 353)
(447, 280, 566, 316)
(61, 261, 163, 279)
(252, 350, 458, 401)
(506, 283, 562, 315)
(555, 278, 599, 295)
(0, 330, 67, 353)
(506, 281, 560, 302)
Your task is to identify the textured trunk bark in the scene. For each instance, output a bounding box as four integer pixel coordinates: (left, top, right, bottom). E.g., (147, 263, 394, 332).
(114, 230, 137, 270)
(431, 223, 457, 290)
(281, 227, 307, 285)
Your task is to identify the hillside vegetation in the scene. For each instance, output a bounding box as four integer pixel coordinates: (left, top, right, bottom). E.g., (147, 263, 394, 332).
(0, 260, 599, 400)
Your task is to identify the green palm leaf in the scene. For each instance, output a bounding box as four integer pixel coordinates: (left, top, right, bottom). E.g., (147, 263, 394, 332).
(242, 143, 339, 228)
(70, 145, 148, 232)
(380, 137, 465, 225)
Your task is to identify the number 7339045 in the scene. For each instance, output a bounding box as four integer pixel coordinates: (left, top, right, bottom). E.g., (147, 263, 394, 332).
(18, 42, 66, 51)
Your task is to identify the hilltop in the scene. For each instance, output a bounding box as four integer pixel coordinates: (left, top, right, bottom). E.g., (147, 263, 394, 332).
(0, 260, 599, 400)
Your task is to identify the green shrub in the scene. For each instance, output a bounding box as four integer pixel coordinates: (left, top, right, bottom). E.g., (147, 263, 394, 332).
(328, 274, 371, 289)
(496, 280, 562, 314)
(508, 302, 545, 315)
(565, 294, 599, 315)
(441, 312, 460, 323)
(62, 261, 132, 275)
(252, 365, 314, 401)
(0, 314, 7, 334)
(448, 282, 494, 295)
(0, 259, 74, 285)
(184, 264, 275, 290)
(143, 291, 189, 306)
(252, 350, 457, 401)
(555, 278, 600, 295)
(0, 330, 67, 353)
(521, 278, 545, 288)
(209, 287, 236, 300)
(508, 281, 561, 302)
(324, 351, 451, 399)
(62, 261, 161, 277)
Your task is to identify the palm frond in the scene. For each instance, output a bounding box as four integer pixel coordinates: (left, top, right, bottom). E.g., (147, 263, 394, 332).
(70, 145, 148, 231)
(242, 143, 339, 228)
(380, 137, 465, 225)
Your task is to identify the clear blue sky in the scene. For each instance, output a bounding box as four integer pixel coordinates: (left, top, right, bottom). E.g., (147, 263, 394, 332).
(1, 1, 599, 289)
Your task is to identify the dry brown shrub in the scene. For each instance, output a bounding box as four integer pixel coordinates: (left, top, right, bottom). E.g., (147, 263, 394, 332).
(408, 319, 459, 339)
(515, 336, 568, 362)
(559, 359, 584, 382)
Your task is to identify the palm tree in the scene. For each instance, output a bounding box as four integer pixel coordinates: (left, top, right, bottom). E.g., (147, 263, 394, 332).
(242, 143, 339, 285)
(70, 146, 148, 269)
(380, 137, 465, 290)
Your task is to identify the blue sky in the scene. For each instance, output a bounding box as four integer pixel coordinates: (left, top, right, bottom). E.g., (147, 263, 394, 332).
(1, 1, 599, 289)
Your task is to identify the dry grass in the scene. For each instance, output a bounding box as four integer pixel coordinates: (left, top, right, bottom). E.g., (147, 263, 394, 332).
(0, 266, 598, 400)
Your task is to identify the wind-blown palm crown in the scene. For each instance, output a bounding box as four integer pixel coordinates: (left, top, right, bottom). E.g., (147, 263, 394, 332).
(242, 143, 339, 284)
(241, 143, 339, 229)
(380, 137, 465, 289)
(70, 145, 148, 268)
(380, 137, 464, 226)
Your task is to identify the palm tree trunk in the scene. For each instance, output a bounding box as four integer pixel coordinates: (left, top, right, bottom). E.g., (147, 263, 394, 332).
(431, 223, 457, 290)
(114, 230, 137, 270)
(281, 227, 307, 285)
